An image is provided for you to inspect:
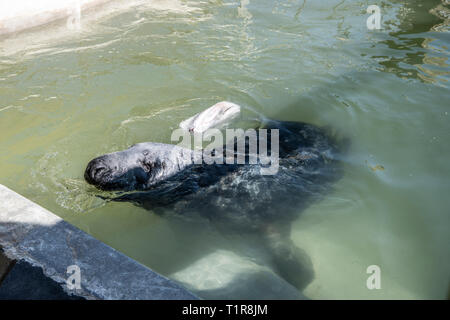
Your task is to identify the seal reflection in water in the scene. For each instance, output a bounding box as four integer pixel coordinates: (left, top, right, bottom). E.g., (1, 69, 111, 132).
(84, 102, 346, 291)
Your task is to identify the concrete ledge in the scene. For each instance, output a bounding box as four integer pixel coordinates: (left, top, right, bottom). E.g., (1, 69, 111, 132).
(0, 0, 111, 36)
(0, 260, 86, 300)
(0, 184, 197, 300)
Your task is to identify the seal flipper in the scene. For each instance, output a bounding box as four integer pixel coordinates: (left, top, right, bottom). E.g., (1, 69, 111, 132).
(179, 101, 241, 133)
(262, 223, 314, 291)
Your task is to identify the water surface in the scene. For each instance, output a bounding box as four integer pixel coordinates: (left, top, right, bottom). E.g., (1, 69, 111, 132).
(0, 0, 449, 299)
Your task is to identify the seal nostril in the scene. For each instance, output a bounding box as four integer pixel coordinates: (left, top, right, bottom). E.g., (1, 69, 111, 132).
(84, 158, 111, 186)
(94, 166, 106, 176)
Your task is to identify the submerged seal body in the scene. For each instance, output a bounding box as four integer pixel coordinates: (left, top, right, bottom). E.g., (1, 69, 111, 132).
(84, 103, 345, 289)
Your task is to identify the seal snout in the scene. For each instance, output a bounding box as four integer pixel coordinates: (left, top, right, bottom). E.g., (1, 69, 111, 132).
(84, 157, 111, 186)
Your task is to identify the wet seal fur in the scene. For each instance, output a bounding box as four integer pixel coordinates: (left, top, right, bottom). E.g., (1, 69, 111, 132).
(84, 103, 346, 290)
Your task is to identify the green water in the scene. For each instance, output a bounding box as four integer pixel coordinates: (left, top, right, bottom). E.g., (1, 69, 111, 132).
(0, 0, 449, 299)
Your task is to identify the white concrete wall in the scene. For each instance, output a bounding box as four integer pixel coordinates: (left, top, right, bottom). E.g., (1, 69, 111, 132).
(0, 0, 111, 35)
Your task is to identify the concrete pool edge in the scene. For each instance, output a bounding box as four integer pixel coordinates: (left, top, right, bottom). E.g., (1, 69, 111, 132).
(0, 184, 198, 300)
(0, 0, 113, 36)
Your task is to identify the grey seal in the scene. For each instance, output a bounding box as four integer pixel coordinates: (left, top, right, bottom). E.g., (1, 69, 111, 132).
(84, 102, 346, 289)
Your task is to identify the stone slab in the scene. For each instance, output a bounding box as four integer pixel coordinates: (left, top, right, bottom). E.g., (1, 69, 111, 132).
(0, 184, 197, 300)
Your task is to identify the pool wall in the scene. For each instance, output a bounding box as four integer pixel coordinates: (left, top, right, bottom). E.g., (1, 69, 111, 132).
(0, 0, 112, 35)
(0, 184, 198, 299)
